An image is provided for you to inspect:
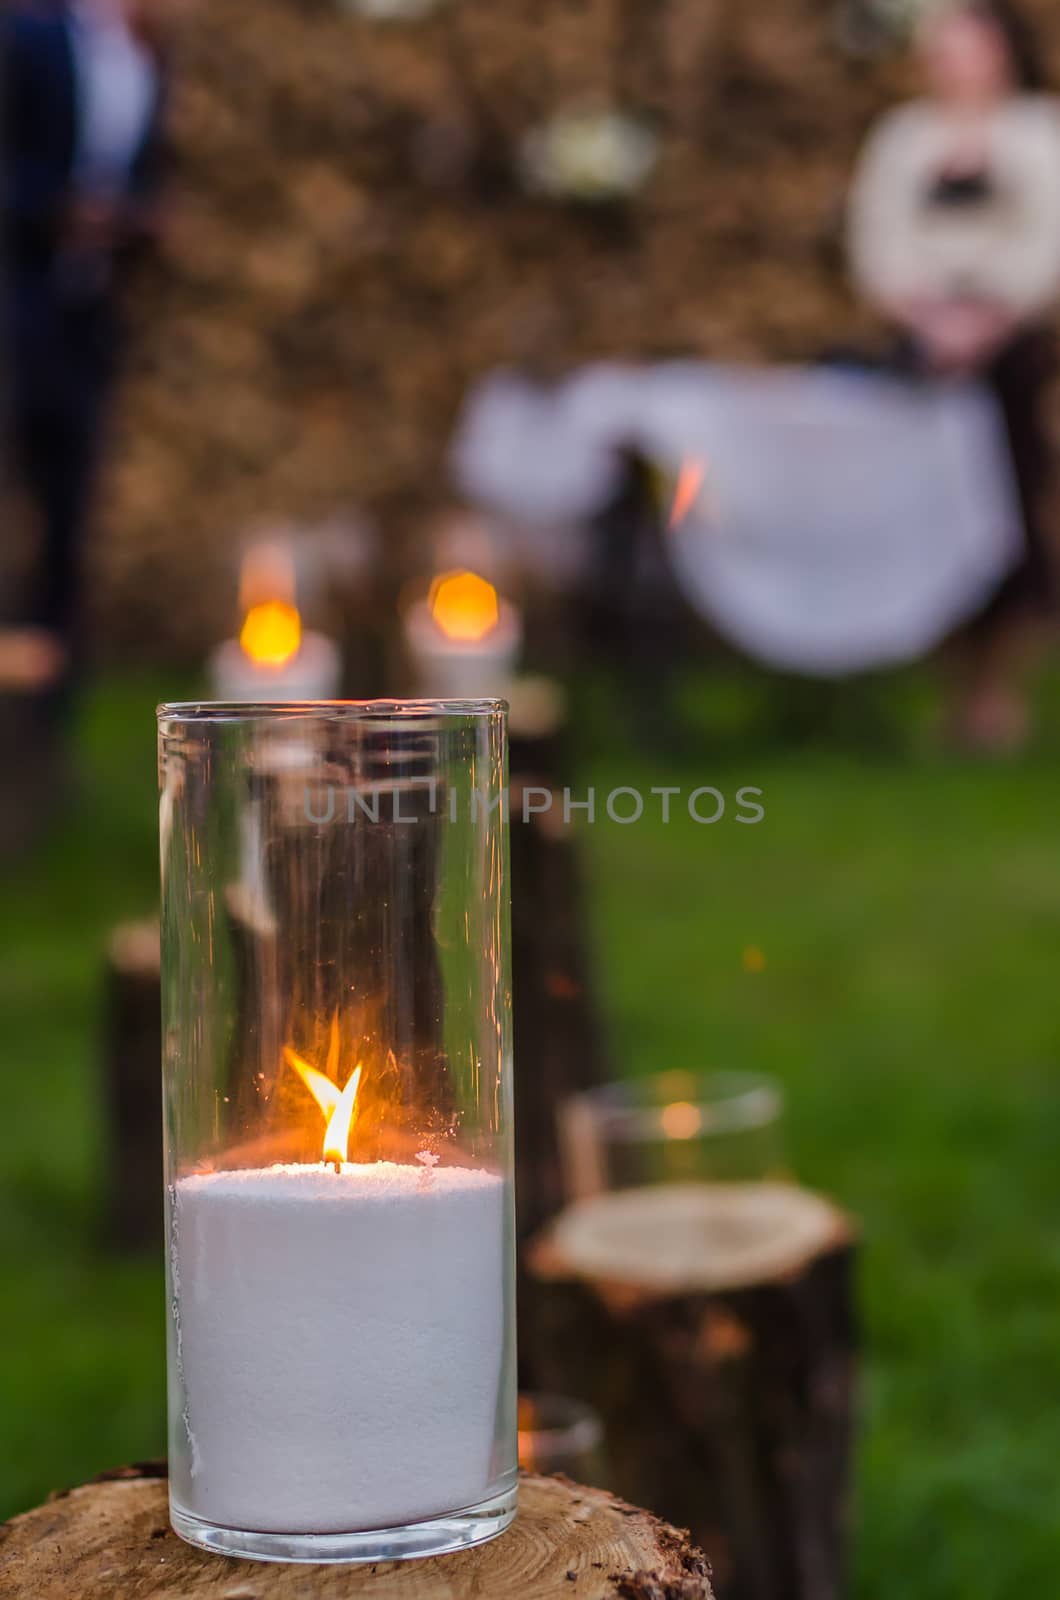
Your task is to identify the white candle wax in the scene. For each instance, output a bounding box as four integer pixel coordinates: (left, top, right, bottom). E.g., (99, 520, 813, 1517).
(208, 630, 342, 702)
(403, 600, 521, 702)
(170, 1161, 506, 1534)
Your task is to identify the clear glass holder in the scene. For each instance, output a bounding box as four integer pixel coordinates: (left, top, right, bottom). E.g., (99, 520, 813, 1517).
(158, 701, 517, 1565)
(560, 1069, 785, 1197)
(169, 1481, 518, 1565)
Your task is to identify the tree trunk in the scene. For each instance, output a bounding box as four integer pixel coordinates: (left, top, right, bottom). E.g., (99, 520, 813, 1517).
(526, 1183, 858, 1600)
(508, 676, 569, 791)
(0, 687, 60, 860)
(0, 1465, 714, 1600)
(507, 687, 612, 1390)
(100, 920, 162, 1252)
(509, 778, 611, 1251)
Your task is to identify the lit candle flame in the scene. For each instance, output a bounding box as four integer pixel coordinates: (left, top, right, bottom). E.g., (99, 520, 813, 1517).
(660, 1100, 702, 1140)
(240, 600, 302, 668)
(428, 570, 500, 643)
(284, 1014, 363, 1170)
(237, 539, 303, 667)
(668, 460, 706, 531)
(283, 1045, 341, 1118)
(323, 1065, 362, 1170)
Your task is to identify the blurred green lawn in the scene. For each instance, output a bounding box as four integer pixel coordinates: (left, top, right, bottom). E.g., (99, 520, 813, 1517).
(1, 670, 1058, 1600)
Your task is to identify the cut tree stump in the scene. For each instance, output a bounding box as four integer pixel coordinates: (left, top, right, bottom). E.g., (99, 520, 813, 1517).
(101, 920, 162, 1251)
(508, 778, 611, 1250)
(0, 631, 64, 858)
(0, 1466, 714, 1600)
(527, 1183, 859, 1600)
(507, 676, 568, 790)
(509, 786, 607, 1375)
(508, 712, 612, 1391)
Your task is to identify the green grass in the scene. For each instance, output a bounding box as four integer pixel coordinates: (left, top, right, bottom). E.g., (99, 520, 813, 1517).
(574, 670, 1060, 1600)
(0, 674, 186, 1516)
(1, 669, 1058, 1600)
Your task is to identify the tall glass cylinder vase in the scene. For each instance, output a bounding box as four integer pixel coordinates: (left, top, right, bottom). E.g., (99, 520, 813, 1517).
(158, 701, 517, 1564)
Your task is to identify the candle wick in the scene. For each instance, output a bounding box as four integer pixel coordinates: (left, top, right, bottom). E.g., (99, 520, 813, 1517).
(331, 1159, 342, 1175)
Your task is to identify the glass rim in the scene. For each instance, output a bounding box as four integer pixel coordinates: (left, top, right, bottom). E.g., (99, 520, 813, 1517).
(158, 698, 508, 727)
(570, 1070, 783, 1143)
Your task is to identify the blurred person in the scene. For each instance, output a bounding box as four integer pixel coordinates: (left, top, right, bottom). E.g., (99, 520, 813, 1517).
(1, 0, 175, 694)
(849, 1, 1060, 752)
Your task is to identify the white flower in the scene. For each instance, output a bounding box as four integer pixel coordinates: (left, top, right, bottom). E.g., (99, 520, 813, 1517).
(340, 0, 442, 21)
(519, 109, 659, 202)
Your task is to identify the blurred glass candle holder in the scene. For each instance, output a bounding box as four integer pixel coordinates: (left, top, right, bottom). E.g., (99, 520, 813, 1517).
(560, 1070, 785, 1200)
(517, 1394, 606, 1483)
(158, 700, 517, 1564)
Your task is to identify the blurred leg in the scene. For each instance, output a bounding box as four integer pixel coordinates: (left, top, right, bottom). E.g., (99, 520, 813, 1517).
(951, 329, 1054, 754)
(13, 400, 101, 677)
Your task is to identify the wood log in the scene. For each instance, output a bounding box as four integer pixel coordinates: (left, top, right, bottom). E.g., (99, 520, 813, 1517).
(509, 760, 612, 1397)
(526, 1183, 859, 1600)
(100, 920, 162, 1252)
(0, 628, 66, 856)
(0, 691, 58, 858)
(223, 879, 285, 1124)
(509, 779, 611, 1250)
(507, 675, 569, 790)
(0, 1465, 714, 1600)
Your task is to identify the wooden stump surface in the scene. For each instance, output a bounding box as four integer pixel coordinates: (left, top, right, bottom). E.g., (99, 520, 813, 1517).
(0, 1467, 713, 1600)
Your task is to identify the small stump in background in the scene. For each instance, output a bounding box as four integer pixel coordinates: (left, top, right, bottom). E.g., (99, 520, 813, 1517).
(101, 920, 162, 1251)
(0, 628, 66, 859)
(527, 1183, 859, 1600)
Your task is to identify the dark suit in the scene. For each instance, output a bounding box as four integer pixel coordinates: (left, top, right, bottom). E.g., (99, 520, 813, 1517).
(2, 2, 166, 646)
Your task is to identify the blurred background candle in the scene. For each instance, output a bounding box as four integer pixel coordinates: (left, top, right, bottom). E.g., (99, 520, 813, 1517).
(516, 1393, 606, 1483)
(208, 538, 342, 702)
(404, 569, 522, 700)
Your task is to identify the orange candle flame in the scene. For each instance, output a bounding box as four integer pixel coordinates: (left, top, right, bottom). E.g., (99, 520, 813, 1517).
(428, 571, 500, 643)
(284, 1013, 363, 1169)
(660, 1100, 702, 1140)
(240, 600, 302, 668)
(236, 539, 303, 667)
(323, 1066, 362, 1169)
